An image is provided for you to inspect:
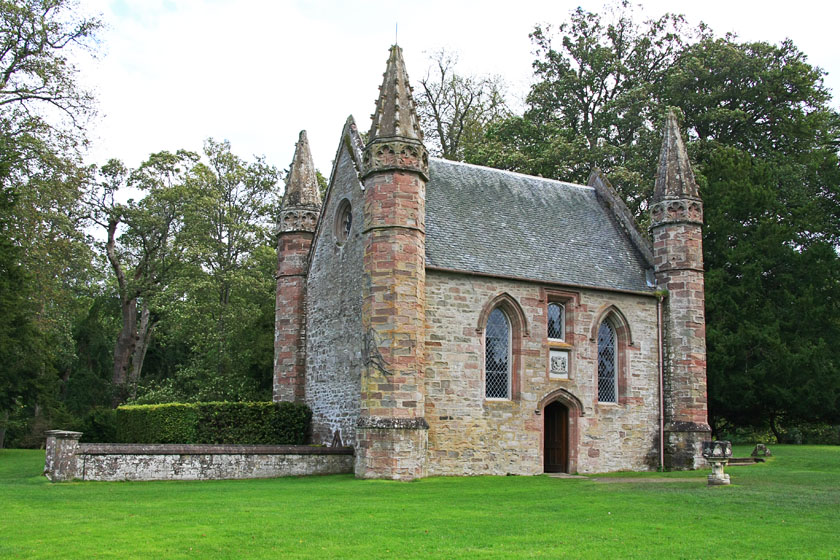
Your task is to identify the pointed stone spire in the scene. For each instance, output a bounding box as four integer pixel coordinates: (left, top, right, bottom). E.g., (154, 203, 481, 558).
(368, 45, 424, 142)
(274, 131, 322, 402)
(278, 131, 321, 234)
(282, 130, 322, 210)
(653, 110, 700, 202)
(649, 110, 710, 469)
(363, 46, 428, 181)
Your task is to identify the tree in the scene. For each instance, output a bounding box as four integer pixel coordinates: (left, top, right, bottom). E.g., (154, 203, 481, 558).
(91, 151, 197, 406)
(664, 39, 840, 438)
(0, 0, 100, 444)
(158, 139, 278, 401)
(416, 49, 509, 160)
(469, 2, 706, 217)
(0, 185, 44, 447)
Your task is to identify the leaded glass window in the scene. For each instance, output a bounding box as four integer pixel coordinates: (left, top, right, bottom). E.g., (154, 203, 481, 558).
(547, 302, 565, 340)
(597, 321, 617, 403)
(485, 308, 510, 399)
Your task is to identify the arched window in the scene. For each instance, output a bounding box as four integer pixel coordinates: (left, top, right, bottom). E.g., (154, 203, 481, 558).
(547, 302, 565, 340)
(485, 308, 511, 399)
(597, 320, 617, 403)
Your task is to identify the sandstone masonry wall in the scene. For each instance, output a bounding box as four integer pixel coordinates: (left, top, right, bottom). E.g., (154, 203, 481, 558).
(274, 232, 313, 401)
(305, 145, 365, 446)
(424, 271, 661, 475)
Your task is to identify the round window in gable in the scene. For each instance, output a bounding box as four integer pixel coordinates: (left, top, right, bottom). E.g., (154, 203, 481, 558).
(334, 199, 352, 245)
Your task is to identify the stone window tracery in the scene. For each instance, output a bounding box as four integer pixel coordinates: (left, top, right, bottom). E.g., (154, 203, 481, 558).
(543, 290, 577, 381)
(597, 320, 618, 403)
(485, 308, 511, 399)
(334, 199, 352, 245)
(547, 302, 565, 340)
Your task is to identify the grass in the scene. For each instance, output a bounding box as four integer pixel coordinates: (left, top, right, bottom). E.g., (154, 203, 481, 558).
(1, 445, 838, 559)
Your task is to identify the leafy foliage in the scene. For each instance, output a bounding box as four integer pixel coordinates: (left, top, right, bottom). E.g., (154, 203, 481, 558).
(416, 49, 510, 160)
(0, 0, 100, 445)
(467, 2, 707, 217)
(115, 401, 311, 445)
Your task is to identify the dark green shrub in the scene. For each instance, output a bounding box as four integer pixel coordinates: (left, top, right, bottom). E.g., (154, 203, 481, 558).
(116, 403, 199, 443)
(79, 407, 117, 443)
(115, 401, 311, 444)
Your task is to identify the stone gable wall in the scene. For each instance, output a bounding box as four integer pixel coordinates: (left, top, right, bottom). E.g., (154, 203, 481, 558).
(305, 145, 365, 446)
(424, 271, 660, 475)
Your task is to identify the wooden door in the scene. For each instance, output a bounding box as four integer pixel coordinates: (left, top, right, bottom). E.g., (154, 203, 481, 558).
(544, 401, 569, 473)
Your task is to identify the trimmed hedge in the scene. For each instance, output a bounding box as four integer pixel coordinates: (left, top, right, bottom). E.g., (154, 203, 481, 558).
(115, 401, 311, 445)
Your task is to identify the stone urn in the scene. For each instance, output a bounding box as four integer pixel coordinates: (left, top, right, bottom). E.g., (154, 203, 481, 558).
(702, 440, 732, 486)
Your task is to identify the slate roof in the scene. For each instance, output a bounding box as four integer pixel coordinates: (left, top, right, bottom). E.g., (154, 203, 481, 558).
(425, 159, 654, 293)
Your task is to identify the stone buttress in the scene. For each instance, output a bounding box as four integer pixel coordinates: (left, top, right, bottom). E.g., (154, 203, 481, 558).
(650, 110, 711, 468)
(274, 131, 322, 402)
(356, 45, 430, 480)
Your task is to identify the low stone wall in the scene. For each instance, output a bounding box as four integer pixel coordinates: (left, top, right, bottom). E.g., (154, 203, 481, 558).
(44, 430, 354, 482)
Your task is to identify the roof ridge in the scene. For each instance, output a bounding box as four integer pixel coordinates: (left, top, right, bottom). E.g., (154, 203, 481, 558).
(430, 157, 594, 191)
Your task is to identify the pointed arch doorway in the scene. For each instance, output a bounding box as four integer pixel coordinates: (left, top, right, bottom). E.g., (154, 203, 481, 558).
(544, 401, 569, 473)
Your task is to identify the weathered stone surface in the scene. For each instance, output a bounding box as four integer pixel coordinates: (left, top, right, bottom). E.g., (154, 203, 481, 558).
(351, 45, 431, 481)
(651, 111, 711, 469)
(44, 440, 354, 482)
(274, 130, 323, 403)
(702, 440, 732, 458)
(367, 45, 424, 144)
(355, 425, 428, 480)
(44, 430, 82, 481)
(278, 209, 319, 233)
(424, 271, 661, 475)
(305, 125, 366, 446)
(703, 440, 732, 485)
(653, 110, 700, 202)
(357, 416, 429, 430)
(281, 130, 322, 211)
(274, 231, 314, 402)
(751, 443, 772, 457)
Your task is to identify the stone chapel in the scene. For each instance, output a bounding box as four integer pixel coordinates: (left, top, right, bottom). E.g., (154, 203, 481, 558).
(273, 45, 710, 480)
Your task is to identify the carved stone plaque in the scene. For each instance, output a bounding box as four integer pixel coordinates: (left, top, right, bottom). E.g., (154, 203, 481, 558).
(549, 349, 569, 379)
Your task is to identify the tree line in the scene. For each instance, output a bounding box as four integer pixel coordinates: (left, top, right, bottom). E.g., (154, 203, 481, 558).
(0, 1, 280, 446)
(2, 0, 838, 446)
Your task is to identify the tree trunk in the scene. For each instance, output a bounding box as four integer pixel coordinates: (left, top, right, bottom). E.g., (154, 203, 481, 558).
(105, 216, 139, 408)
(111, 295, 138, 407)
(0, 410, 8, 449)
(59, 366, 72, 400)
(216, 282, 231, 376)
(128, 303, 155, 400)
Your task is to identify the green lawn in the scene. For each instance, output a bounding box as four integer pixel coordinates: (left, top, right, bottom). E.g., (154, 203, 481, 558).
(1, 445, 838, 559)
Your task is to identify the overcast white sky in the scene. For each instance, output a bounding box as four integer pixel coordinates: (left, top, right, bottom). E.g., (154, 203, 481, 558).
(77, 0, 840, 180)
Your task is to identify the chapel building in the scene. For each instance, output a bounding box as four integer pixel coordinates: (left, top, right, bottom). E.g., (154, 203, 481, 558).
(273, 45, 710, 480)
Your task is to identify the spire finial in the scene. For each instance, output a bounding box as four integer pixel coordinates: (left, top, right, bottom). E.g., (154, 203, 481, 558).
(653, 109, 699, 202)
(282, 130, 322, 211)
(367, 45, 424, 143)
